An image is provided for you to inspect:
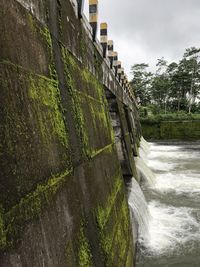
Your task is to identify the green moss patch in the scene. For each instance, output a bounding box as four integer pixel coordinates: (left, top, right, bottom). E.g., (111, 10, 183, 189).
(28, 75, 68, 147)
(4, 169, 72, 249)
(0, 61, 71, 212)
(0, 207, 6, 250)
(78, 223, 93, 267)
(61, 47, 114, 158)
(94, 169, 132, 266)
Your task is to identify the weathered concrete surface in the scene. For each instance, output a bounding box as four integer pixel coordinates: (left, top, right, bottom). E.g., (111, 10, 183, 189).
(0, 0, 140, 266)
(142, 120, 200, 140)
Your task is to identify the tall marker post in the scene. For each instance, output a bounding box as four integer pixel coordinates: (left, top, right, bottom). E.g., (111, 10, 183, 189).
(113, 52, 118, 76)
(100, 23, 108, 58)
(117, 61, 122, 82)
(77, 0, 84, 18)
(108, 40, 114, 68)
(89, 0, 98, 41)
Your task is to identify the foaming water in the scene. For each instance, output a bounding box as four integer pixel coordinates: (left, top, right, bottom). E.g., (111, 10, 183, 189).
(148, 143, 200, 161)
(135, 157, 156, 186)
(148, 159, 177, 172)
(140, 137, 150, 155)
(155, 173, 200, 196)
(136, 140, 200, 267)
(142, 201, 200, 254)
(128, 178, 150, 241)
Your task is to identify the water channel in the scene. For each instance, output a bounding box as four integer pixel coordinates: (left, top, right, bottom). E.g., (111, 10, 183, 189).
(130, 140, 200, 267)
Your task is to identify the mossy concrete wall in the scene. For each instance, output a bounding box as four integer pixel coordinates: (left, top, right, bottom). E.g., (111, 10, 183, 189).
(142, 120, 200, 140)
(0, 0, 140, 266)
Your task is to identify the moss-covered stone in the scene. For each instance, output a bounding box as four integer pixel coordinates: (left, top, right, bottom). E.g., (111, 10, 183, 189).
(95, 169, 133, 266)
(28, 75, 68, 146)
(0, 61, 71, 209)
(0, 207, 6, 250)
(61, 47, 114, 158)
(78, 223, 93, 267)
(4, 169, 71, 249)
(0, 0, 137, 265)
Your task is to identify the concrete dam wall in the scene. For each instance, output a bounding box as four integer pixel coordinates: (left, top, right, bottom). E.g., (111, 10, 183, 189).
(0, 0, 141, 266)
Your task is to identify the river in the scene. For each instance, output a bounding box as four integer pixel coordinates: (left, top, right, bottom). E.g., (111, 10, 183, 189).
(133, 141, 200, 267)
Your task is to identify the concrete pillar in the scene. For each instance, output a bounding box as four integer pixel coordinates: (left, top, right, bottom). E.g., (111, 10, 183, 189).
(117, 61, 122, 82)
(124, 75, 128, 91)
(100, 23, 108, 58)
(89, 0, 98, 41)
(108, 40, 114, 68)
(113, 52, 118, 76)
(121, 68, 125, 87)
(77, 0, 85, 18)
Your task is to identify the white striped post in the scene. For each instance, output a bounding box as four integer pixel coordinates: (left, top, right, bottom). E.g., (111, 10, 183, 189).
(117, 61, 122, 82)
(108, 40, 114, 68)
(77, 0, 84, 18)
(89, 0, 98, 41)
(121, 68, 125, 86)
(100, 23, 108, 58)
(113, 52, 118, 76)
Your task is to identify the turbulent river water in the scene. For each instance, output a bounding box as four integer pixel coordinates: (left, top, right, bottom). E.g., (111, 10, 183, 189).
(131, 141, 200, 267)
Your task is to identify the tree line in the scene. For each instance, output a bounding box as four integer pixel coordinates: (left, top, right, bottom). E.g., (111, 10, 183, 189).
(130, 47, 200, 114)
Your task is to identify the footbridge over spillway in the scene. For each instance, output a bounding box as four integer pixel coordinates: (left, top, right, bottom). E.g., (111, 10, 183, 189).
(0, 0, 141, 266)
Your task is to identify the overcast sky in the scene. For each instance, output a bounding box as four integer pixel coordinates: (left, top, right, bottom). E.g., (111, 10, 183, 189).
(84, 0, 200, 79)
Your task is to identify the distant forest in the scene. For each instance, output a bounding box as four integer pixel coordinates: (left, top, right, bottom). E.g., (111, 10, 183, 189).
(130, 47, 200, 115)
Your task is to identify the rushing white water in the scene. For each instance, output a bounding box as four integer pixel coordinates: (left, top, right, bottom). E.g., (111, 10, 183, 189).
(128, 178, 150, 241)
(145, 201, 200, 254)
(134, 140, 200, 267)
(154, 172, 200, 196)
(140, 136, 150, 152)
(135, 157, 156, 186)
(139, 137, 150, 161)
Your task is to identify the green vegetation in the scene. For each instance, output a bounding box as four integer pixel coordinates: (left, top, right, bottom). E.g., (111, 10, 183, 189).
(140, 112, 200, 124)
(142, 120, 200, 140)
(131, 47, 200, 115)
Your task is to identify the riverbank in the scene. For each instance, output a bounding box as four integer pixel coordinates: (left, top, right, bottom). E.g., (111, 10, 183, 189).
(141, 119, 200, 140)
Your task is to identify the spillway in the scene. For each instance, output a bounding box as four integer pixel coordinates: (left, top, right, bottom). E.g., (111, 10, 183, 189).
(129, 140, 200, 267)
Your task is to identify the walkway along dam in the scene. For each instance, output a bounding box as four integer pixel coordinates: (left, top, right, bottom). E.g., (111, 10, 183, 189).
(0, 0, 143, 266)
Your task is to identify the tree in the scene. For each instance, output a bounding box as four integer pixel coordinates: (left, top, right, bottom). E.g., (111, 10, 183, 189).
(130, 63, 153, 106)
(130, 47, 200, 114)
(183, 47, 200, 113)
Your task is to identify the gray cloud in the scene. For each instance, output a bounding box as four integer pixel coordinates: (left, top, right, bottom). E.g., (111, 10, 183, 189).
(84, 0, 200, 78)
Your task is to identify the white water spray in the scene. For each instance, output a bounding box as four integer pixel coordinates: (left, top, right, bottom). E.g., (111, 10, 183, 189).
(134, 139, 200, 261)
(128, 177, 150, 241)
(135, 157, 156, 187)
(134, 138, 156, 186)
